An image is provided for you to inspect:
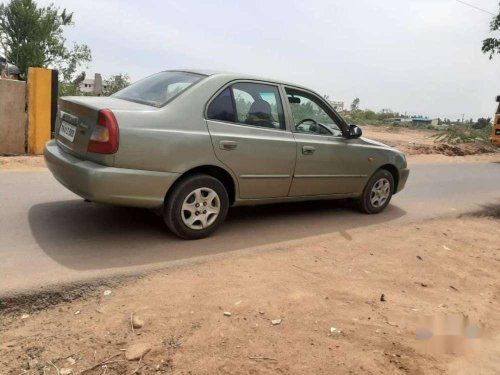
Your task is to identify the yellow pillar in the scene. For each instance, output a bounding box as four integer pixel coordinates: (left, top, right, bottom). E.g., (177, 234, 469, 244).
(28, 68, 54, 154)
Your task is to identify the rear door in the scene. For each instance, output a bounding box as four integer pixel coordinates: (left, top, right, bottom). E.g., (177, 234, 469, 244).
(205, 82, 296, 199)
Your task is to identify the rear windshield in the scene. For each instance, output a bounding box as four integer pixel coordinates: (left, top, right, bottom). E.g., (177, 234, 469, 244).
(113, 71, 205, 107)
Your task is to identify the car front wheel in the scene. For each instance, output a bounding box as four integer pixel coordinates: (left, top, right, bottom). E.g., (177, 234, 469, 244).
(358, 169, 394, 214)
(164, 174, 229, 239)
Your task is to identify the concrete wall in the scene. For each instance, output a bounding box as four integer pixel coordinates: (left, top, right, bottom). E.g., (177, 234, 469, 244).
(0, 79, 26, 155)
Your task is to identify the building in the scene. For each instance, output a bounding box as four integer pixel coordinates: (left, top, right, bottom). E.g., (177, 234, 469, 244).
(328, 100, 344, 112)
(383, 117, 412, 124)
(0, 55, 21, 80)
(384, 117, 439, 127)
(411, 117, 439, 126)
(78, 78, 95, 93)
(78, 73, 107, 94)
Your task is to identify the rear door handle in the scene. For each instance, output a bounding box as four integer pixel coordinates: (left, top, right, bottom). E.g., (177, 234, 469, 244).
(302, 145, 316, 155)
(219, 140, 238, 150)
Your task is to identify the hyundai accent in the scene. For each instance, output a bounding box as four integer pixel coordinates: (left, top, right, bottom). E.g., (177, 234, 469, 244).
(44, 70, 410, 239)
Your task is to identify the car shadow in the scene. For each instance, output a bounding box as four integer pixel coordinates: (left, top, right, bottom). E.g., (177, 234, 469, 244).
(28, 199, 406, 271)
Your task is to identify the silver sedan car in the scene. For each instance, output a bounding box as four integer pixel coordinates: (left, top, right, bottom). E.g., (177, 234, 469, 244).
(45, 70, 409, 239)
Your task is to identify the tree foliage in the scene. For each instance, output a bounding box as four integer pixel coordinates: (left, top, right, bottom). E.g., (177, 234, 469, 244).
(482, 2, 500, 59)
(472, 117, 492, 129)
(103, 73, 131, 96)
(344, 108, 404, 126)
(0, 0, 91, 78)
(350, 97, 360, 111)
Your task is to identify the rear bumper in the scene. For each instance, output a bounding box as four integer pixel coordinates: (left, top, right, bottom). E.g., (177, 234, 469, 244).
(396, 168, 410, 194)
(491, 137, 500, 146)
(44, 140, 180, 208)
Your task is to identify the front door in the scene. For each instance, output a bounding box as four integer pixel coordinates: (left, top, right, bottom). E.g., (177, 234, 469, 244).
(285, 88, 368, 196)
(206, 82, 296, 199)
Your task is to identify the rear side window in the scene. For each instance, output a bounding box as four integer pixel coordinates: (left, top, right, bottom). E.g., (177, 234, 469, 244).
(207, 82, 285, 130)
(113, 71, 204, 107)
(207, 88, 236, 122)
(233, 83, 285, 130)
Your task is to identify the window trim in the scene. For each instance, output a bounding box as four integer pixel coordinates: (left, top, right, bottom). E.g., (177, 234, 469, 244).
(283, 85, 349, 137)
(206, 87, 236, 123)
(205, 79, 289, 132)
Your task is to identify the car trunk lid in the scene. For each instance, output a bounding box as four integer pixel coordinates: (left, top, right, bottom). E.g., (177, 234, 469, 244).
(56, 96, 152, 162)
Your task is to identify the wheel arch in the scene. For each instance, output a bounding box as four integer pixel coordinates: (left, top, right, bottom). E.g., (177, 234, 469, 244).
(165, 165, 237, 206)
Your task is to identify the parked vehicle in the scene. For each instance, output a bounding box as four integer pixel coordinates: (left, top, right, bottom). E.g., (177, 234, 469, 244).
(45, 70, 410, 239)
(492, 95, 500, 147)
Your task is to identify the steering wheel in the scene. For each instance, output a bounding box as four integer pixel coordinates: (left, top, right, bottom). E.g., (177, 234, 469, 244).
(296, 118, 318, 127)
(296, 118, 323, 134)
(296, 118, 336, 136)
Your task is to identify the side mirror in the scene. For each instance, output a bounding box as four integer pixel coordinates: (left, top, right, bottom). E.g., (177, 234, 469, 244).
(347, 124, 362, 139)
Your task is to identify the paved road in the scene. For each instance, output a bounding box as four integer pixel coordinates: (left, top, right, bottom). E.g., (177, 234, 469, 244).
(1, 162, 499, 297)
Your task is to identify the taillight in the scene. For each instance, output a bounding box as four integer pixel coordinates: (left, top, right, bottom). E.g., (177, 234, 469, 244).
(88, 109, 119, 154)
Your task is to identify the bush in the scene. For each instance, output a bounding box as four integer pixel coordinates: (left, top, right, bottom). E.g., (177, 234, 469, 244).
(431, 125, 491, 144)
(472, 117, 491, 129)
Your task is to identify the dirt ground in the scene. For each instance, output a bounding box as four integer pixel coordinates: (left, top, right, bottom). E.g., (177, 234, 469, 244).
(1, 209, 499, 374)
(0, 155, 46, 170)
(362, 125, 499, 158)
(1, 127, 498, 171)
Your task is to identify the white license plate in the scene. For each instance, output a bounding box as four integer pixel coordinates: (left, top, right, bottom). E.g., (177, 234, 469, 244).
(59, 121, 77, 142)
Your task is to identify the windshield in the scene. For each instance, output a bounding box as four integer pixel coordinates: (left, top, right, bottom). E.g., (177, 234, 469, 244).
(113, 71, 205, 107)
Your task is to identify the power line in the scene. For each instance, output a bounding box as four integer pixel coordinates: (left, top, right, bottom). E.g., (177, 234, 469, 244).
(455, 0, 496, 16)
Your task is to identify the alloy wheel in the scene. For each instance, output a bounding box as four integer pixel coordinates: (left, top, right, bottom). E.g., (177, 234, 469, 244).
(370, 178, 391, 208)
(181, 187, 221, 230)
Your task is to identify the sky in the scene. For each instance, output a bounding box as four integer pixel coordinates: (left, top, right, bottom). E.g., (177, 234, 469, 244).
(31, 0, 500, 120)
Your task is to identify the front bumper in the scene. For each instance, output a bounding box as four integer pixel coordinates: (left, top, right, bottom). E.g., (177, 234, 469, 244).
(44, 140, 180, 208)
(396, 168, 410, 194)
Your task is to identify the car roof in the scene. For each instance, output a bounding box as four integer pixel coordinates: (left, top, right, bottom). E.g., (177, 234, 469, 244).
(168, 69, 310, 90)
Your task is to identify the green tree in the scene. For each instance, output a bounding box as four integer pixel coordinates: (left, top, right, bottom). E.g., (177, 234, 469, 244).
(473, 117, 491, 129)
(0, 0, 91, 78)
(58, 70, 86, 97)
(72, 71, 86, 86)
(103, 73, 131, 96)
(482, 2, 500, 59)
(350, 97, 360, 111)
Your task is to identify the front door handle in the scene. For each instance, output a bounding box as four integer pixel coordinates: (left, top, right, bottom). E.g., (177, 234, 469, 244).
(219, 140, 238, 150)
(302, 145, 316, 155)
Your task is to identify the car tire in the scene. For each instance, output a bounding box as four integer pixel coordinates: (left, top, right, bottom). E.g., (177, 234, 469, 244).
(164, 174, 229, 240)
(357, 169, 394, 214)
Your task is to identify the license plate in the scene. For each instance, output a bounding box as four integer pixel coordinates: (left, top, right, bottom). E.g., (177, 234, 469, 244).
(59, 121, 77, 142)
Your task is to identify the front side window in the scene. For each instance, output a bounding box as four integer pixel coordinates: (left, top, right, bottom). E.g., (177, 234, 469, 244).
(286, 88, 342, 136)
(113, 71, 204, 107)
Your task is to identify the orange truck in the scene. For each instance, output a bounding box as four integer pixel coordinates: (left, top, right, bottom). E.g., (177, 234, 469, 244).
(493, 96, 500, 146)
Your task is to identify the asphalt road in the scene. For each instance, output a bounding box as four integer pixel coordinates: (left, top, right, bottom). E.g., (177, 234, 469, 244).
(1, 162, 499, 297)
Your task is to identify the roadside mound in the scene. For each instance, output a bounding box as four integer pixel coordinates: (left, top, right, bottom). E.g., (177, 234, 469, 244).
(362, 124, 499, 157)
(401, 142, 499, 156)
(0, 155, 46, 170)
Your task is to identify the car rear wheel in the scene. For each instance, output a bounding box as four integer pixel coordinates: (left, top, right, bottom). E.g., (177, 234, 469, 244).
(357, 169, 394, 214)
(164, 174, 229, 239)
